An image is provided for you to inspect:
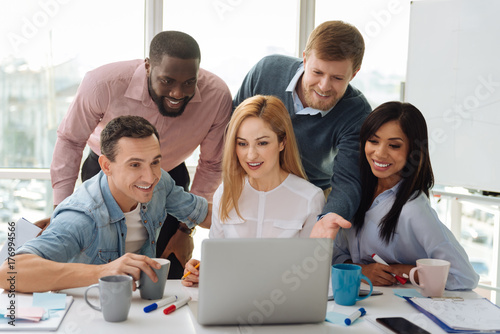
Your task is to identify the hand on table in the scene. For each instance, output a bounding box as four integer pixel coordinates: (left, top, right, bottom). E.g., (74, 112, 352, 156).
(181, 259, 200, 287)
(310, 212, 351, 239)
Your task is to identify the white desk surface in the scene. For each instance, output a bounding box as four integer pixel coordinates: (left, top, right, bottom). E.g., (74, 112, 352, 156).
(5, 281, 480, 333)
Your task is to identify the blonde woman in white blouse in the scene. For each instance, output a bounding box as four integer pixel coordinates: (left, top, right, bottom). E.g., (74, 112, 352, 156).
(181, 95, 325, 286)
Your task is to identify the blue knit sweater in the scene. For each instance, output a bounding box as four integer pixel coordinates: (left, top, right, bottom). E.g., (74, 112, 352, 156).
(234, 55, 371, 220)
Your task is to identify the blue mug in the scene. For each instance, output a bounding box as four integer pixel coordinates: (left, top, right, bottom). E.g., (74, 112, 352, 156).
(331, 263, 373, 306)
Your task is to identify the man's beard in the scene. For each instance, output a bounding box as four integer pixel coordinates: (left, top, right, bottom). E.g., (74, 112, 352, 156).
(302, 85, 338, 111)
(148, 77, 193, 118)
(153, 95, 192, 117)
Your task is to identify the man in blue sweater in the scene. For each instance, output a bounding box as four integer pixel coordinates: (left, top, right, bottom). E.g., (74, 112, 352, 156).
(234, 21, 371, 236)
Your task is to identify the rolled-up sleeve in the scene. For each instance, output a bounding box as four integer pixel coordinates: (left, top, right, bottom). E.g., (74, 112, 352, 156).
(17, 211, 95, 263)
(161, 170, 208, 228)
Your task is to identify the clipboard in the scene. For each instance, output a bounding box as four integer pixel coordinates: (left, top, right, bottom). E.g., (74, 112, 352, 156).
(405, 297, 500, 333)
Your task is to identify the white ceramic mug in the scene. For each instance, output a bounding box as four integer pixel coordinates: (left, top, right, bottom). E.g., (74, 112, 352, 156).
(409, 259, 450, 297)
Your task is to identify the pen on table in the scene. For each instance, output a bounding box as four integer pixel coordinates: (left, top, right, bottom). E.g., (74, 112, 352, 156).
(344, 307, 366, 326)
(163, 296, 191, 315)
(181, 262, 200, 280)
(371, 253, 408, 284)
(143, 295, 178, 313)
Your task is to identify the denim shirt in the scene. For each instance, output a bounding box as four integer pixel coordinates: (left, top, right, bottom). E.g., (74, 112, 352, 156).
(17, 170, 207, 264)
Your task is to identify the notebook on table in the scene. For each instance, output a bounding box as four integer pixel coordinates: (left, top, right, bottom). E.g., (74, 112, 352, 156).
(197, 238, 333, 326)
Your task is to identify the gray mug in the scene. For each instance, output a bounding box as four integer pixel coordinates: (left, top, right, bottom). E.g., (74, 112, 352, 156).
(85, 275, 133, 322)
(138, 258, 170, 300)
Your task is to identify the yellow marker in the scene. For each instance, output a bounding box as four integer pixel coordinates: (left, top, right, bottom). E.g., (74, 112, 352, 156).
(181, 263, 200, 280)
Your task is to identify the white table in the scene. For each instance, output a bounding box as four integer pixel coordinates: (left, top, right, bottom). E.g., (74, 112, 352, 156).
(5, 281, 480, 333)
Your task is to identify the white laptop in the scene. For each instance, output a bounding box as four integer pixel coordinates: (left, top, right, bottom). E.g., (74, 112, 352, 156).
(197, 238, 333, 326)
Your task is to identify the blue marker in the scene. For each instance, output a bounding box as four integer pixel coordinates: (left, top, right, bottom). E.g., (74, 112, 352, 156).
(143, 295, 177, 313)
(344, 307, 366, 326)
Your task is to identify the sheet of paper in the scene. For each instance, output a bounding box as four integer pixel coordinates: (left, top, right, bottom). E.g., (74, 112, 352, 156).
(0, 218, 41, 263)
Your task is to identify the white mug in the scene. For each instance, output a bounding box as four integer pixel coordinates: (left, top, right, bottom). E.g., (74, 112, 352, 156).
(409, 259, 450, 297)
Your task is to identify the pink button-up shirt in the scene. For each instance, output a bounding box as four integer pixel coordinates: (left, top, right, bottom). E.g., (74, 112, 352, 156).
(51, 59, 232, 205)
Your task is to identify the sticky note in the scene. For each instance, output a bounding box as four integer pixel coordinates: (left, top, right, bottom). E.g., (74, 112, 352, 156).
(32, 293, 67, 310)
(393, 288, 424, 298)
(325, 311, 351, 325)
(17, 307, 45, 322)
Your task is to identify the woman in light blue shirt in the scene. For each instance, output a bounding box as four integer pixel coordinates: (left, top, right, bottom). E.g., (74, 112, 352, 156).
(332, 101, 479, 290)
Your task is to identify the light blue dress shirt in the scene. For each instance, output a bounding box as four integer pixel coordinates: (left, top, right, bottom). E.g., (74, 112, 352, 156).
(332, 182, 479, 290)
(17, 169, 207, 264)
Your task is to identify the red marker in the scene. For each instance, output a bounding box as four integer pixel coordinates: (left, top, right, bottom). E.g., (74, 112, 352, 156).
(371, 253, 407, 284)
(163, 296, 191, 315)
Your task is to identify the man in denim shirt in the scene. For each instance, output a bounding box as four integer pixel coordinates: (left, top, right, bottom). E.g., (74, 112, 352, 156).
(0, 116, 210, 293)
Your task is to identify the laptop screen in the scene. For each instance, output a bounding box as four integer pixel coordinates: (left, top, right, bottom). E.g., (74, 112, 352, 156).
(197, 238, 333, 326)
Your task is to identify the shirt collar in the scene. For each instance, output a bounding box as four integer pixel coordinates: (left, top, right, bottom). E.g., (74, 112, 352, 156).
(285, 64, 330, 118)
(371, 180, 403, 209)
(99, 171, 126, 223)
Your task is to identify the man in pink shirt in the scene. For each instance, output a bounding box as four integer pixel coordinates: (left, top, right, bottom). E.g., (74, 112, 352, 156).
(49, 31, 232, 278)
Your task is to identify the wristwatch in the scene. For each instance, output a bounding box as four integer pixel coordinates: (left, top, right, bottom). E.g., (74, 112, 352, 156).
(178, 223, 196, 237)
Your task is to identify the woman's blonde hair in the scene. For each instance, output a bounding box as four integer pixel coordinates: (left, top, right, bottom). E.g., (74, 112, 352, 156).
(219, 95, 306, 222)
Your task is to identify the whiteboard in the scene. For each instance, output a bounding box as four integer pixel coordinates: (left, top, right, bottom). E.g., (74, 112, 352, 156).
(405, 0, 500, 193)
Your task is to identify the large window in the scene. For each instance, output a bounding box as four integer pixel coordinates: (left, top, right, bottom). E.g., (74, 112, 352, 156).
(316, 0, 411, 109)
(163, 0, 298, 96)
(0, 0, 145, 226)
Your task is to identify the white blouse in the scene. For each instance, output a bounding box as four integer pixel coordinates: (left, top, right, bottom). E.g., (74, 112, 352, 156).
(209, 174, 325, 239)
